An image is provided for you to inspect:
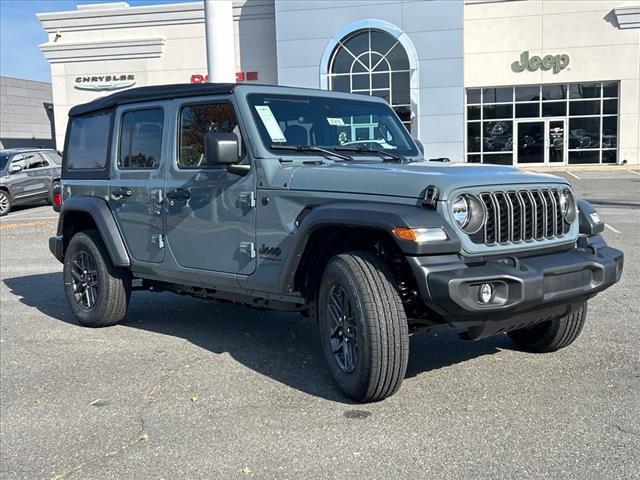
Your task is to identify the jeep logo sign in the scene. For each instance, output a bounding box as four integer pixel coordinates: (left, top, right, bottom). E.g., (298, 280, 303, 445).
(511, 51, 570, 74)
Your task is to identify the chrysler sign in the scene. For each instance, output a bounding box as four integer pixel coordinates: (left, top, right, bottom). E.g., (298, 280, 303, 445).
(75, 74, 136, 91)
(511, 51, 570, 74)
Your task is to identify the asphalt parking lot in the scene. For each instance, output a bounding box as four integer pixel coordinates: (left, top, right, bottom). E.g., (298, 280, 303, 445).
(1, 169, 639, 480)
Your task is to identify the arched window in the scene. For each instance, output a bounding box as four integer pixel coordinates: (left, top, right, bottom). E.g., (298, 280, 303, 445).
(328, 28, 412, 132)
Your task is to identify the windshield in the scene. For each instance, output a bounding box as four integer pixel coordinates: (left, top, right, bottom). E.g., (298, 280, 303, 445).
(248, 94, 418, 157)
(0, 154, 10, 171)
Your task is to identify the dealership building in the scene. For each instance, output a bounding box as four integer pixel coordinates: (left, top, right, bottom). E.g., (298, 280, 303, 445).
(37, 0, 640, 166)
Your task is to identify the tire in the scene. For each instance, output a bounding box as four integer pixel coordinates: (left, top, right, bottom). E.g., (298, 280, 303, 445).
(49, 180, 60, 205)
(0, 190, 11, 216)
(507, 303, 587, 353)
(318, 251, 409, 402)
(63, 230, 131, 327)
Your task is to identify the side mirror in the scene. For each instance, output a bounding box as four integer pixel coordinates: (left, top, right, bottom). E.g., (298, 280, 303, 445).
(413, 138, 425, 155)
(9, 164, 23, 174)
(205, 132, 239, 166)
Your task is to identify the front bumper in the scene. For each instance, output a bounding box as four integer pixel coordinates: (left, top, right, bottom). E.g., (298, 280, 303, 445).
(407, 235, 623, 339)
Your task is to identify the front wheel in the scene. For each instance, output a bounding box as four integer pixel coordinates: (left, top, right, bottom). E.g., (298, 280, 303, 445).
(63, 230, 131, 327)
(507, 303, 587, 353)
(318, 252, 409, 402)
(0, 190, 11, 216)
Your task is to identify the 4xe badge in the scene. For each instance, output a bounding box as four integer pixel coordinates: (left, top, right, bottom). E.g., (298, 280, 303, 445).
(259, 244, 281, 258)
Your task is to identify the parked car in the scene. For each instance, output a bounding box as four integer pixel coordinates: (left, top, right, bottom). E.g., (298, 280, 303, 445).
(0, 148, 62, 216)
(49, 83, 623, 402)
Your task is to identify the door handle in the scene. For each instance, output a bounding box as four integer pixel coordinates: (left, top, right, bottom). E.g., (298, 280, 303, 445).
(166, 189, 191, 201)
(111, 188, 133, 200)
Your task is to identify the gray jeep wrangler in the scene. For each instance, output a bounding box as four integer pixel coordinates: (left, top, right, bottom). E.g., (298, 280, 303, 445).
(49, 83, 623, 402)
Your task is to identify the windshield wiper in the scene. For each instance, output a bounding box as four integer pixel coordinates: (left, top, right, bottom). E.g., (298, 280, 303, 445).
(270, 144, 352, 161)
(335, 146, 403, 162)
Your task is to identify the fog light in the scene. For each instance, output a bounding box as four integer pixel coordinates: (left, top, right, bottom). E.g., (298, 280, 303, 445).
(478, 283, 494, 304)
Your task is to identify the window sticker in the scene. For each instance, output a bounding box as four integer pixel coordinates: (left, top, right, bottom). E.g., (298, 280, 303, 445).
(254, 105, 286, 142)
(327, 117, 346, 126)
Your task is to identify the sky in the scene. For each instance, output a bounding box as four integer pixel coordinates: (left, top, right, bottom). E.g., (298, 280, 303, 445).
(0, 0, 192, 83)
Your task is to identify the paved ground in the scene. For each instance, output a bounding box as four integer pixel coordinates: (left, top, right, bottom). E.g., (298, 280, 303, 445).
(1, 170, 639, 480)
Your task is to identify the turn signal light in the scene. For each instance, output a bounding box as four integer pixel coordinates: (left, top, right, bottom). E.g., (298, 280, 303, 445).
(393, 227, 448, 243)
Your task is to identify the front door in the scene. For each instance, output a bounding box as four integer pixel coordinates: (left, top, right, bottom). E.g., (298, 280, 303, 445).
(109, 103, 167, 264)
(516, 119, 566, 165)
(164, 98, 256, 275)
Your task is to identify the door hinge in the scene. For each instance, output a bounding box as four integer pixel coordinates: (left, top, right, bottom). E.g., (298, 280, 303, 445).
(238, 191, 256, 209)
(151, 233, 165, 249)
(239, 241, 256, 259)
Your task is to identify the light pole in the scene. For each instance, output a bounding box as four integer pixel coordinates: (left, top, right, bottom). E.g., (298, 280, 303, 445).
(203, 0, 236, 83)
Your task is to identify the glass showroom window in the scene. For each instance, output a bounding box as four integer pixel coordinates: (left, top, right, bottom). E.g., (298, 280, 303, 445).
(465, 81, 619, 164)
(328, 29, 412, 133)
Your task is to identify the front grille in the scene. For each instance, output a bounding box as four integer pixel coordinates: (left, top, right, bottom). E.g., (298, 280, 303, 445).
(471, 188, 570, 245)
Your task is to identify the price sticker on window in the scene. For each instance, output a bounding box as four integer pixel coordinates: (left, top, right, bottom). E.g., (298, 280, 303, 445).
(255, 105, 286, 142)
(327, 117, 346, 126)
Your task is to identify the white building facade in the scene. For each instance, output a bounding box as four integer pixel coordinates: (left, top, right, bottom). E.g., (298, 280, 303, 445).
(465, 0, 640, 166)
(37, 0, 639, 166)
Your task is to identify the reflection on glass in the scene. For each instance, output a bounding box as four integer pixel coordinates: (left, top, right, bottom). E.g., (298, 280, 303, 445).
(569, 117, 600, 149)
(483, 121, 512, 152)
(467, 105, 480, 120)
(569, 150, 599, 164)
(569, 83, 600, 99)
(548, 120, 565, 163)
(516, 102, 539, 118)
(483, 104, 513, 119)
(542, 101, 566, 117)
(467, 89, 481, 104)
(602, 116, 617, 148)
(541, 84, 567, 100)
(603, 81, 618, 98)
(569, 100, 600, 116)
(483, 87, 513, 103)
(515, 85, 540, 102)
(603, 99, 618, 115)
(517, 121, 544, 163)
(602, 150, 617, 164)
(467, 122, 481, 152)
(483, 153, 512, 165)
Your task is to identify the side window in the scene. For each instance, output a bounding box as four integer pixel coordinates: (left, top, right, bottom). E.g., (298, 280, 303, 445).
(10, 154, 27, 171)
(66, 111, 112, 170)
(25, 153, 49, 169)
(118, 108, 164, 169)
(43, 151, 62, 166)
(178, 103, 243, 168)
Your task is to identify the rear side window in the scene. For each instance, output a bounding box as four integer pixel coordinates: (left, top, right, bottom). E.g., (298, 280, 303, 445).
(66, 111, 112, 170)
(118, 108, 164, 169)
(42, 151, 62, 165)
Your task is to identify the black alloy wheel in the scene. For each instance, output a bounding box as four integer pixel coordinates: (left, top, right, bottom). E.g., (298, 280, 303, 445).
(70, 250, 99, 309)
(327, 284, 359, 373)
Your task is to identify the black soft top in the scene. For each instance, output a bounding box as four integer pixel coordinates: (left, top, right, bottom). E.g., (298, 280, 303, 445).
(69, 83, 237, 117)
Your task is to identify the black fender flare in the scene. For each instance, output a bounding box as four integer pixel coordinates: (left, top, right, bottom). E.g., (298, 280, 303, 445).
(277, 202, 460, 292)
(57, 195, 130, 267)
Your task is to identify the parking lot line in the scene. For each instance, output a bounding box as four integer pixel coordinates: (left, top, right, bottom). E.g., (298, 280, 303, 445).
(0, 216, 58, 222)
(604, 223, 622, 234)
(566, 170, 582, 179)
(627, 169, 640, 176)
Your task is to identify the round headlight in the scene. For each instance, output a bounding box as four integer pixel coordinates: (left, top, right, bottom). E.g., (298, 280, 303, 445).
(559, 189, 577, 223)
(452, 194, 470, 228)
(451, 194, 486, 234)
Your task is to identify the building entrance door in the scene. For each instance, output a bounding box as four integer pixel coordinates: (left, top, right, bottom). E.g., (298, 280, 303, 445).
(515, 119, 566, 165)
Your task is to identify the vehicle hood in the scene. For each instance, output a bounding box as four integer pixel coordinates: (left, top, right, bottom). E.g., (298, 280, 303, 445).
(288, 161, 569, 200)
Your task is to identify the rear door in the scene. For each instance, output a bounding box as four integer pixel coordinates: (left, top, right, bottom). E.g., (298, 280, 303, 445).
(109, 103, 168, 264)
(164, 97, 257, 275)
(24, 153, 53, 195)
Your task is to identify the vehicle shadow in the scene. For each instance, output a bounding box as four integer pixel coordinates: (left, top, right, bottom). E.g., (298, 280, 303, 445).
(3, 272, 511, 402)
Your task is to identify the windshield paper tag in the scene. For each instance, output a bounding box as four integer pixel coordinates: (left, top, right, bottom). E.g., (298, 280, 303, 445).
(255, 106, 286, 142)
(327, 117, 345, 126)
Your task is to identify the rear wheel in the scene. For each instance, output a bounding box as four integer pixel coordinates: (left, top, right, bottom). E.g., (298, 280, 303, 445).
(0, 190, 11, 216)
(507, 303, 587, 352)
(63, 230, 131, 327)
(318, 252, 409, 402)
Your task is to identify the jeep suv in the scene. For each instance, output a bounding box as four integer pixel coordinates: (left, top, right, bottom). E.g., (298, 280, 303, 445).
(0, 148, 62, 216)
(49, 83, 623, 402)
